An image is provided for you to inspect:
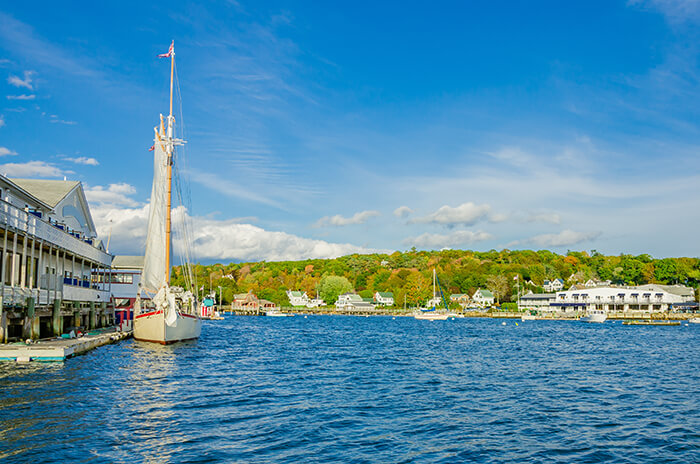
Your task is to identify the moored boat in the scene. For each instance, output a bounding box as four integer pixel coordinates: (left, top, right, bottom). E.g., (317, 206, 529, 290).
(580, 309, 607, 323)
(414, 269, 452, 321)
(134, 41, 202, 344)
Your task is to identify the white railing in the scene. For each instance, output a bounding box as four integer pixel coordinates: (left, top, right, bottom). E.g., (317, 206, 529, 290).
(2, 287, 58, 306)
(0, 199, 111, 266)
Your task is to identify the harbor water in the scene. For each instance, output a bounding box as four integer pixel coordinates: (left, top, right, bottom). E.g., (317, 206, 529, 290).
(1, 316, 698, 463)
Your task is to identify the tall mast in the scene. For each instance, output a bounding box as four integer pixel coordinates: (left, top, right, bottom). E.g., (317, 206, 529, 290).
(164, 42, 175, 285)
(433, 268, 436, 298)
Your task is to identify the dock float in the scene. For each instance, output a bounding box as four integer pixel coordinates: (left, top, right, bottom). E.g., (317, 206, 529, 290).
(0, 330, 132, 362)
(622, 320, 681, 326)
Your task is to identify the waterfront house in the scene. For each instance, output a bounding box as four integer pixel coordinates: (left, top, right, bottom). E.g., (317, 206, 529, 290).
(286, 290, 309, 307)
(109, 255, 144, 331)
(231, 291, 260, 311)
(472, 288, 495, 307)
(374, 291, 394, 306)
(543, 278, 565, 292)
(584, 279, 612, 288)
(518, 292, 556, 312)
(336, 293, 375, 311)
(450, 293, 470, 308)
(551, 286, 686, 313)
(0, 176, 113, 342)
(307, 297, 325, 308)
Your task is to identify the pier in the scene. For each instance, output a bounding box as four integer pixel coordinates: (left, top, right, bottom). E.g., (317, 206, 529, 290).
(0, 328, 131, 362)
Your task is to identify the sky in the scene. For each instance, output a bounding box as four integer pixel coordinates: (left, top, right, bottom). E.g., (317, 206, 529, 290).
(0, 0, 699, 262)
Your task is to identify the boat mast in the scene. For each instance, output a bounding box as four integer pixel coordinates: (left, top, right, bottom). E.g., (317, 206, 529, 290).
(433, 268, 436, 299)
(164, 42, 175, 285)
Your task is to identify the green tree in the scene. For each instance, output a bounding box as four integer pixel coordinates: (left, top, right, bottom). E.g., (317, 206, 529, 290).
(317, 275, 353, 305)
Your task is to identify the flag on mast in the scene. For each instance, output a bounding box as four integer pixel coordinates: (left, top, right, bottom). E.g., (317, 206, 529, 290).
(158, 41, 174, 58)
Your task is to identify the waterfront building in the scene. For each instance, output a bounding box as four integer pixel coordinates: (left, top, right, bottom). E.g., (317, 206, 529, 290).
(584, 279, 612, 288)
(636, 283, 695, 302)
(472, 288, 495, 307)
(374, 291, 394, 306)
(307, 297, 325, 308)
(0, 176, 113, 342)
(286, 290, 309, 307)
(543, 279, 565, 292)
(335, 293, 375, 311)
(109, 255, 144, 331)
(551, 286, 687, 313)
(518, 292, 556, 312)
(231, 291, 260, 311)
(450, 293, 470, 308)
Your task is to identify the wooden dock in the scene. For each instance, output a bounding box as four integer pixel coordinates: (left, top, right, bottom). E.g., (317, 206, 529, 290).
(0, 329, 132, 362)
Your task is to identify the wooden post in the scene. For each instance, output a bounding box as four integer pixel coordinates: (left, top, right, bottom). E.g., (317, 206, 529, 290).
(89, 301, 96, 330)
(52, 298, 62, 336)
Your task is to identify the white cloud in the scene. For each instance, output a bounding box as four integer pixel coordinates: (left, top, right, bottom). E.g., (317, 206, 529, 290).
(187, 214, 380, 261)
(410, 202, 492, 227)
(0, 146, 17, 156)
(508, 229, 601, 248)
(315, 210, 381, 227)
(0, 160, 63, 177)
(404, 230, 494, 249)
(7, 70, 34, 90)
(65, 156, 98, 165)
(628, 0, 700, 23)
(50, 116, 77, 125)
(0, 115, 5, 128)
(6, 94, 35, 100)
(525, 212, 561, 224)
(393, 205, 413, 218)
(85, 183, 140, 207)
(91, 202, 380, 261)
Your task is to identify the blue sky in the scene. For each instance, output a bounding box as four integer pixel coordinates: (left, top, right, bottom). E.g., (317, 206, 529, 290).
(1, 0, 699, 261)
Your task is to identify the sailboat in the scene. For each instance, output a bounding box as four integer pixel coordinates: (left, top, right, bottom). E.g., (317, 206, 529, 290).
(133, 41, 202, 344)
(414, 269, 450, 321)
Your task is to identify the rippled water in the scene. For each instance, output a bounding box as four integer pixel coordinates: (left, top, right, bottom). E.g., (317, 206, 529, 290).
(0, 316, 698, 463)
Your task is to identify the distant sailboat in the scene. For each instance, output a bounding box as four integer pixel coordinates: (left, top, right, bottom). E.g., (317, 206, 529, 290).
(134, 41, 202, 344)
(414, 269, 450, 321)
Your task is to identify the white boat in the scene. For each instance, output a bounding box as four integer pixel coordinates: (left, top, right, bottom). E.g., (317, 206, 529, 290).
(134, 41, 202, 345)
(580, 310, 607, 323)
(265, 309, 294, 317)
(414, 269, 451, 321)
(414, 312, 450, 321)
(688, 317, 700, 324)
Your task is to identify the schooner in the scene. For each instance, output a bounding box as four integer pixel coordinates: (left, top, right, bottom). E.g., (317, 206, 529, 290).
(133, 41, 202, 344)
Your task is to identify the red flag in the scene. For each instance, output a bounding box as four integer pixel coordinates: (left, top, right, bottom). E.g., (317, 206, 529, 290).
(148, 145, 154, 151)
(158, 41, 174, 58)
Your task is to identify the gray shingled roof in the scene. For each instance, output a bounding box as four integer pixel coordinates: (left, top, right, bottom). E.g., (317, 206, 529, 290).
(9, 178, 80, 207)
(112, 255, 145, 269)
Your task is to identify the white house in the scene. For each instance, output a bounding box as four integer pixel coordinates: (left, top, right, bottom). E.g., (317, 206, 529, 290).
(374, 291, 394, 306)
(551, 286, 686, 313)
(336, 293, 375, 311)
(307, 297, 325, 308)
(286, 290, 309, 307)
(543, 279, 565, 292)
(584, 279, 612, 288)
(472, 288, 495, 307)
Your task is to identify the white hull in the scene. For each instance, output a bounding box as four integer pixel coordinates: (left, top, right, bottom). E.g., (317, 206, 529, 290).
(134, 310, 202, 344)
(266, 309, 293, 317)
(688, 317, 700, 324)
(581, 312, 607, 323)
(414, 312, 449, 321)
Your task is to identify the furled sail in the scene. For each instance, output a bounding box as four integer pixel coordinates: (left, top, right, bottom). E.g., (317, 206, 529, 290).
(141, 128, 169, 293)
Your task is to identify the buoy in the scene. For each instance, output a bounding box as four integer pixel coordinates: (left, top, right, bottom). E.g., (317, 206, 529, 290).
(515, 322, 519, 326)
(304, 315, 308, 319)
(501, 322, 506, 326)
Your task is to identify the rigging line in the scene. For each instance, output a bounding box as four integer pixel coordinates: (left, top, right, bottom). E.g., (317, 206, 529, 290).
(172, 62, 196, 294)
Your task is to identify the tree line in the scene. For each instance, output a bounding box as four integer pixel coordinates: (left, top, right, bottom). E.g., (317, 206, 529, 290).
(171, 249, 700, 308)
